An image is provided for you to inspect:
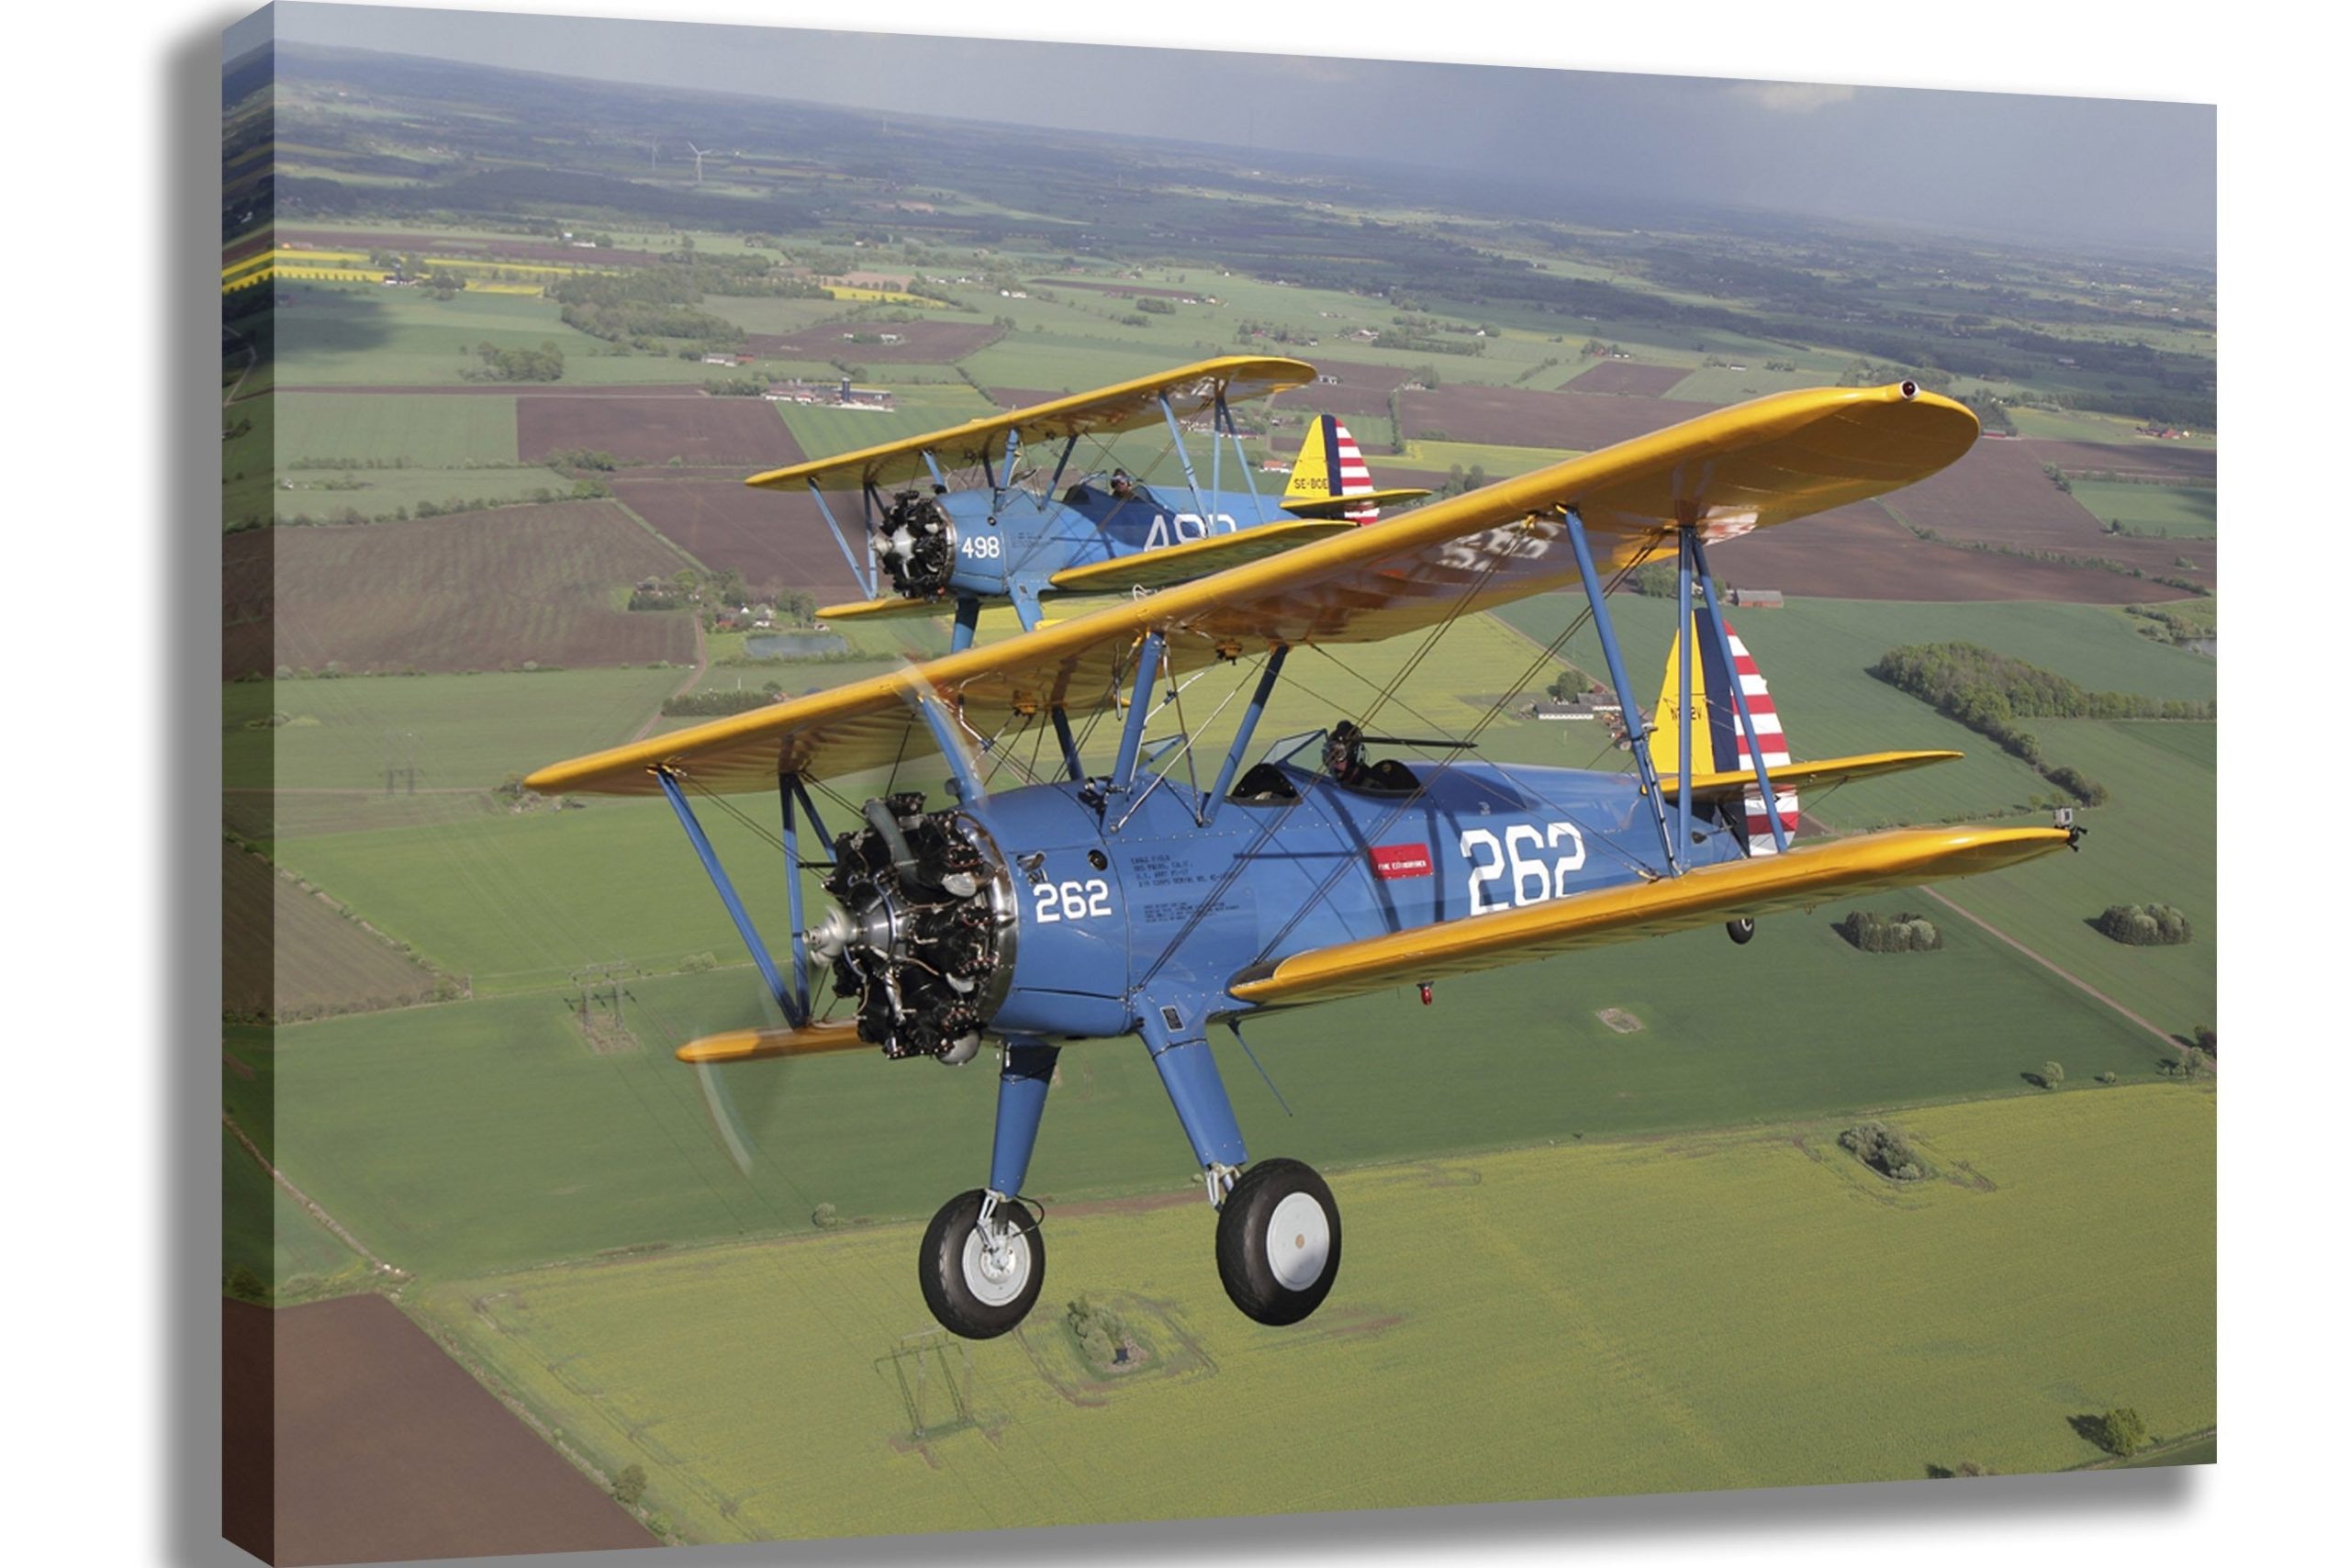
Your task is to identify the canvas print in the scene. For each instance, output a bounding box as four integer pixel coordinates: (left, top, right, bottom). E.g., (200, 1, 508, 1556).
(219, 5, 2217, 1561)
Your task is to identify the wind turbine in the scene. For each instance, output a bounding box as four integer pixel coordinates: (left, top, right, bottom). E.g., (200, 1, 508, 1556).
(686, 141, 717, 185)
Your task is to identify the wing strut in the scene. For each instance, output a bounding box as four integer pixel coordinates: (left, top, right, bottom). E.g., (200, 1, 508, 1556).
(1158, 392, 1214, 536)
(1203, 644, 1290, 825)
(657, 768, 803, 1026)
(1675, 529, 1695, 865)
(1690, 532, 1790, 853)
(807, 478, 874, 601)
(1562, 508, 1681, 875)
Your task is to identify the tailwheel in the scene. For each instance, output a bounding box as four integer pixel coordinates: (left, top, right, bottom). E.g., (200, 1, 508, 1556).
(1726, 917, 1757, 945)
(1214, 1159, 1341, 1327)
(918, 1189, 1044, 1339)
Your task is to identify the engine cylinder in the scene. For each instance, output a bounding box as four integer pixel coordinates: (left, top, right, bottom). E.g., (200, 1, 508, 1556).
(877, 491, 956, 599)
(822, 793, 1014, 1061)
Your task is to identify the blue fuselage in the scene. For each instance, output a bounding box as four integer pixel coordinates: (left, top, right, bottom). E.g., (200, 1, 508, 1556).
(946, 753, 1743, 1045)
(928, 478, 1293, 599)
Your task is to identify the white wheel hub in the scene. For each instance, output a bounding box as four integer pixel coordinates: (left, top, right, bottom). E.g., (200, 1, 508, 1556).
(960, 1223, 1031, 1306)
(1265, 1191, 1332, 1291)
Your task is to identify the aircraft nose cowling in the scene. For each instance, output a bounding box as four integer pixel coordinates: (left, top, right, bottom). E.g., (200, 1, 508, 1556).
(821, 792, 1015, 1062)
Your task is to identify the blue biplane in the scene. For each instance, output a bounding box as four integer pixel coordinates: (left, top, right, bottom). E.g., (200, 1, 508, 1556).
(530, 380, 2082, 1338)
(748, 357, 1427, 649)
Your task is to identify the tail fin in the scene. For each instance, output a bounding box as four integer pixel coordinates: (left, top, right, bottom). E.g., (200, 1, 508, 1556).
(1652, 605, 1800, 854)
(1281, 416, 1427, 522)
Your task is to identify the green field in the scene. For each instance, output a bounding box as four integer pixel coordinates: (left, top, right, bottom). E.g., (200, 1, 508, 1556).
(960, 333, 1208, 398)
(274, 465, 580, 522)
(274, 285, 728, 386)
(408, 1084, 2214, 1542)
(775, 384, 997, 454)
(222, 391, 275, 532)
(2009, 407, 2212, 446)
(220, 1126, 370, 1298)
(226, 667, 686, 802)
(699, 294, 856, 335)
(277, 392, 520, 465)
(2071, 480, 2217, 539)
(1664, 364, 1837, 404)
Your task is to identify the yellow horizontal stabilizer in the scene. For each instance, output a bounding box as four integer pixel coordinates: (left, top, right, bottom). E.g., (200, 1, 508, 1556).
(745, 356, 1316, 494)
(1048, 521, 1359, 596)
(1280, 487, 1433, 520)
(1655, 749, 1962, 802)
(528, 385, 1975, 797)
(1227, 823, 2067, 1010)
(676, 1020, 867, 1064)
(814, 594, 948, 622)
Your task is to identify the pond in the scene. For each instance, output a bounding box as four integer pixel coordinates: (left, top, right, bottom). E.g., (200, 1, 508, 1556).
(744, 631, 849, 659)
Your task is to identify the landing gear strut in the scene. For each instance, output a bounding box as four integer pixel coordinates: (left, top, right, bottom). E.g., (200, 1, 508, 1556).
(1214, 1159, 1342, 1326)
(917, 1189, 1045, 1339)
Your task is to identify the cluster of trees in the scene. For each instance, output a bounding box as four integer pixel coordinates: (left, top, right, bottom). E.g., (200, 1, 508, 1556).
(1834, 910, 1944, 953)
(1623, 561, 1736, 599)
(466, 340, 565, 382)
(1065, 1295, 1133, 1370)
(1136, 296, 1176, 315)
(2079, 1407, 2149, 1459)
(2125, 603, 2213, 647)
(543, 447, 621, 471)
(1872, 642, 2214, 726)
(662, 686, 786, 717)
(1870, 641, 2222, 808)
(1840, 1121, 1929, 1182)
(702, 376, 768, 397)
(2094, 902, 2193, 946)
(549, 268, 740, 351)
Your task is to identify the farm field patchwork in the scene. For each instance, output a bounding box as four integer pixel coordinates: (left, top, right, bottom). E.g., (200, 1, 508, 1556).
(1888, 439, 2212, 591)
(221, 501, 696, 678)
(770, 384, 1000, 458)
(219, 1126, 369, 1297)
(410, 1085, 2214, 1543)
(220, 839, 448, 1017)
(272, 285, 616, 386)
(1706, 498, 2180, 605)
(747, 319, 1002, 362)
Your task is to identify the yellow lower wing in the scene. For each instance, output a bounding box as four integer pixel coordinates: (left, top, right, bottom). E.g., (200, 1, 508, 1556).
(814, 594, 948, 623)
(1227, 823, 2069, 1009)
(676, 1019, 867, 1064)
(1655, 749, 1962, 801)
(1048, 521, 1359, 596)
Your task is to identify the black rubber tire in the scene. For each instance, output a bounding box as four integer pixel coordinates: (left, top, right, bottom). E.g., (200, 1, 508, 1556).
(917, 1189, 1045, 1339)
(1214, 1159, 1341, 1327)
(1726, 917, 1757, 946)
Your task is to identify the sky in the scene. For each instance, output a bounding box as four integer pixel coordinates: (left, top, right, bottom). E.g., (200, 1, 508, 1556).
(245, 2, 2216, 256)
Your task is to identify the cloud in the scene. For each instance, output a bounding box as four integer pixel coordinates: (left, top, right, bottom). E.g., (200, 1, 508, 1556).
(1729, 81, 1860, 113)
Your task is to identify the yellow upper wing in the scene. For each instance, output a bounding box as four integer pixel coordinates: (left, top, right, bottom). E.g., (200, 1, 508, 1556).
(1227, 823, 2070, 1008)
(744, 355, 1317, 494)
(528, 384, 1977, 798)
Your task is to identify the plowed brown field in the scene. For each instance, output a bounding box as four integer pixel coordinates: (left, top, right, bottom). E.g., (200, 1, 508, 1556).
(1401, 386, 1708, 449)
(223, 1295, 654, 1566)
(518, 395, 801, 467)
(1887, 439, 2214, 591)
(222, 501, 696, 677)
(611, 478, 869, 598)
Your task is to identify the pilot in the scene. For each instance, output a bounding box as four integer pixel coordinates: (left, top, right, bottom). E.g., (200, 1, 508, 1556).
(1322, 721, 1419, 793)
(1109, 468, 1135, 501)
